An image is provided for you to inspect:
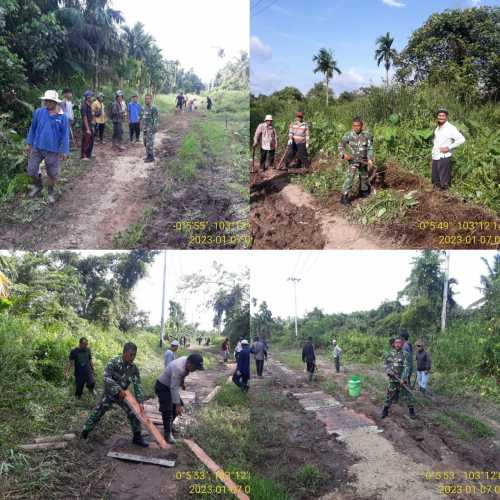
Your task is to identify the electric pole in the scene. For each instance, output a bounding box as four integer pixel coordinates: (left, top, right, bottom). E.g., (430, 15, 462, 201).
(159, 250, 167, 347)
(441, 251, 450, 332)
(287, 277, 301, 338)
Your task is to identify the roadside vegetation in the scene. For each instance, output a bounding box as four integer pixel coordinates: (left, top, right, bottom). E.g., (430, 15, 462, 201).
(251, 6, 500, 216)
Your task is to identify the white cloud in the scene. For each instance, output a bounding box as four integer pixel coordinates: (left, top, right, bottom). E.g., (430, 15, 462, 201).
(250, 67, 284, 95)
(470, 0, 481, 6)
(251, 36, 272, 61)
(382, 0, 406, 7)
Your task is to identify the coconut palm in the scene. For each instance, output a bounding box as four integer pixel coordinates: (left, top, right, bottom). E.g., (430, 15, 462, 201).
(313, 48, 341, 106)
(375, 32, 398, 87)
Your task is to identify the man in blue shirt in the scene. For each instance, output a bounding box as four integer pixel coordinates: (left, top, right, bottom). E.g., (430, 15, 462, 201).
(26, 90, 70, 204)
(164, 340, 179, 368)
(232, 339, 250, 392)
(128, 93, 142, 143)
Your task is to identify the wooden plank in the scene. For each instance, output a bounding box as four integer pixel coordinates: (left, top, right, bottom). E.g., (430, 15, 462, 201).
(183, 439, 249, 500)
(33, 433, 76, 444)
(123, 390, 170, 449)
(20, 442, 67, 451)
(107, 451, 175, 468)
(202, 385, 221, 404)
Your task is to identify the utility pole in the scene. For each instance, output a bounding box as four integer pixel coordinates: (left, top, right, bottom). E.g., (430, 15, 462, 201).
(287, 277, 301, 338)
(441, 251, 450, 332)
(159, 250, 167, 347)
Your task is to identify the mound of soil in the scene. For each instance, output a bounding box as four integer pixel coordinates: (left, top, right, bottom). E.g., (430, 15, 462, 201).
(251, 192, 325, 249)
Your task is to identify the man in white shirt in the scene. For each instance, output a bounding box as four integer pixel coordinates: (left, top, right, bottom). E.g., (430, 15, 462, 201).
(155, 353, 204, 443)
(431, 108, 465, 190)
(60, 88, 74, 143)
(164, 340, 179, 368)
(332, 339, 342, 373)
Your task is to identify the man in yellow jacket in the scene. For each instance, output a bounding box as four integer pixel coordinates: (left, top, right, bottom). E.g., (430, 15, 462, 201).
(92, 93, 107, 144)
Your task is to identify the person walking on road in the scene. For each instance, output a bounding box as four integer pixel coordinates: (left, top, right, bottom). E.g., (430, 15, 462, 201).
(221, 338, 230, 363)
(142, 94, 159, 163)
(80, 90, 94, 161)
(302, 336, 316, 382)
(233, 340, 250, 392)
(155, 353, 204, 444)
(284, 111, 310, 169)
(380, 338, 416, 419)
(65, 337, 96, 398)
(415, 341, 431, 394)
(92, 93, 107, 144)
(111, 90, 126, 151)
(81, 342, 149, 447)
(60, 88, 74, 145)
(332, 339, 342, 373)
(176, 92, 185, 111)
(338, 117, 374, 205)
(234, 337, 243, 362)
(432, 108, 465, 190)
(128, 93, 142, 143)
(253, 115, 277, 171)
(164, 340, 179, 368)
(251, 336, 268, 377)
(26, 90, 69, 204)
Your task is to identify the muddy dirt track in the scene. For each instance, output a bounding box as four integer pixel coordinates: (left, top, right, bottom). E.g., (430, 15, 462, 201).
(258, 355, 499, 500)
(250, 162, 500, 250)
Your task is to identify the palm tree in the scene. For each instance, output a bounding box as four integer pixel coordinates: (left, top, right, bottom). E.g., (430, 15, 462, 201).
(375, 32, 397, 87)
(312, 48, 341, 106)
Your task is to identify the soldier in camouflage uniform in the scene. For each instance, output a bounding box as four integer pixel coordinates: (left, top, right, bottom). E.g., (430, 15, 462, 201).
(381, 337, 416, 419)
(81, 342, 148, 447)
(338, 117, 374, 205)
(142, 94, 159, 163)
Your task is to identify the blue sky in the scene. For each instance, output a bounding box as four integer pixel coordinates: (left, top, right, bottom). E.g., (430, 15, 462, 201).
(250, 0, 500, 95)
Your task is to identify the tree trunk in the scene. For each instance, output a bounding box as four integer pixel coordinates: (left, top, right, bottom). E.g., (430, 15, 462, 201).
(326, 76, 329, 106)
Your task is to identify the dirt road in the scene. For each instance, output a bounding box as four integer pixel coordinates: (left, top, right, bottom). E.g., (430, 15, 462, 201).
(252, 356, 499, 499)
(251, 162, 500, 250)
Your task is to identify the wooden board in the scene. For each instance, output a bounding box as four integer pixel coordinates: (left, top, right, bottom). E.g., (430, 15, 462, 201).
(20, 442, 67, 451)
(33, 433, 76, 444)
(123, 390, 170, 449)
(183, 439, 249, 500)
(107, 451, 175, 468)
(202, 386, 222, 404)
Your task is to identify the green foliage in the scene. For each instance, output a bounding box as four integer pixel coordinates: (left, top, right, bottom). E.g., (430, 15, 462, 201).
(296, 464, 323, 491)
(212, 52, 249, 91)
(249, 476, 290, 500)
(395, 6, 500, 98)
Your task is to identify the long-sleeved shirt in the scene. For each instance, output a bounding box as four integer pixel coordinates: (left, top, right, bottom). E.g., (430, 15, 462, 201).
(302, 341, 315, 363)
(384, 349, 410, 381)
(103, 355, 144, 403)
(158, 356, 189, 405)
(416, 350, 432, 371)
(237, 346, 250, 376)
(432, 121, 465, 160)
(128, 102, 142, 124)
(92, 100, 106, 124)
(254, 122, 277, 150)
(339, 130, 373, 162)
(251, 340, 268, 361)
(289, 120, 310, 145)
(26, 107, 70, 155)
(164, 348, 176, 368)
(111, 100, 126, 122)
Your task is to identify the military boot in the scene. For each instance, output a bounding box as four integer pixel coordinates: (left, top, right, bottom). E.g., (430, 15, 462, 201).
(408, 407, 416, 419)
(380, 406, 389, 419)
(360, 186, 371, 198)
(80, 429, 89, 440)
(340, 194, 351, 205)
(132, 431, 149, 447)
(162, 415, 176, 444)
(47, 186, 56, 204)
(144, 155, 154, 163)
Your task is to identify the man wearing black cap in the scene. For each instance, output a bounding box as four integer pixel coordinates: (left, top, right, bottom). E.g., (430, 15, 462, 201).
(80, 90, 94, 161)
(154, 353, 204, 444)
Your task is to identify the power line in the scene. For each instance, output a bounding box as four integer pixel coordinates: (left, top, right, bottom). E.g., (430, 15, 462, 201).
(252, 0, 279, 17)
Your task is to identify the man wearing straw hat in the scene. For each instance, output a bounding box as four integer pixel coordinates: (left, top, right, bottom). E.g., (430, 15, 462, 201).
(253, 114, 278, 171)
(26, 90, 70, 204)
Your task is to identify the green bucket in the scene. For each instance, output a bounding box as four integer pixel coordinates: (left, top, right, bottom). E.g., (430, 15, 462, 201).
(348, 376, 361, 397)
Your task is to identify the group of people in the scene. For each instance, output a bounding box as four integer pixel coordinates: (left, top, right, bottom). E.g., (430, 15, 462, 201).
(175, 92, 213, 113)
(67, 338, 204, 447)
(25, 88, 160, 203)
(301, 330, 431, 420)
(220, 336, 268, 392)
(252, 108, 466, 205)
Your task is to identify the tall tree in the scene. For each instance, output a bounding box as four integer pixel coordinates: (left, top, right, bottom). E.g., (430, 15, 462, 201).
(312, 48, 341, 106)
(375, 32, 397, 87)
